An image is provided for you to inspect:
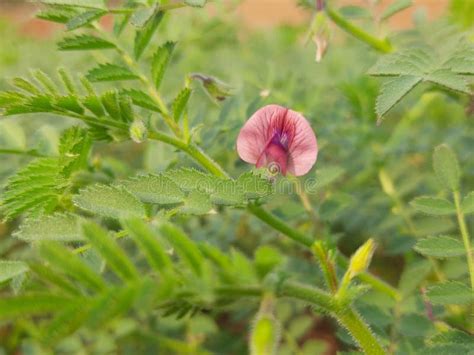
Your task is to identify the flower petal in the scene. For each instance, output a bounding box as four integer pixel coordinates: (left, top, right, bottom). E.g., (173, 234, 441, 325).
(286, 109, 318, 176)
(236, 104, 288, 164)
(236, 104, 318, 176)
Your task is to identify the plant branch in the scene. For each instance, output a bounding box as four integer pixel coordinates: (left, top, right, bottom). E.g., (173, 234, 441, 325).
(92, 23, 182, 137)
(453, 191, 474, 291)
(326, 7, 393, 53)
(336, 308, 386, 355)
(0, 148, 48, 158)
(280, 281, 386, 355)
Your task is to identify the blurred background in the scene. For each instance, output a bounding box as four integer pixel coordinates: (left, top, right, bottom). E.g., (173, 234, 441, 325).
(0, 0, 450, 38)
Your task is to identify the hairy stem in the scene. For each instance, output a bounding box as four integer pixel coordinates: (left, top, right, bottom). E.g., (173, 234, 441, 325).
(326, 7, 393, 53)
(247, 203, 314, 247)
(336, 308, 386, 355)
(453, 191, 474, 291)
(280, 281, 386, 355)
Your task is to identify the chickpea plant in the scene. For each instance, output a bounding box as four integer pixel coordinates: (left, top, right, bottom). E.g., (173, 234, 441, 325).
(0, 0, 473, 354)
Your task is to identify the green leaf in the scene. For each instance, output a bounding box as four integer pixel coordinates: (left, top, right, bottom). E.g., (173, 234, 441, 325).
(100, 90, 122, 120)
(0, 294, 73, 319)
(30, 263, 80, 296)
(86, 63, 138, 82)
(120, 174, 185, 204)
(40, 0, 106, 10)
(54, 95, 84, 114)
(433, 144, 460, 191)
(381, 0, 412, 21)
(82, 222, 139, 282)
(254, 246, 284, 279)
(236, 171, 273, 199)
(152, 41, 176, 89)
(184, 0, 207, 7)
(414, 236, 465, 258)
(41, 301, 89, 346)
(58, 68, 77, 94)
(376, 75, 421, 118)
(164, 168, 217, 193)
(426, 281, 473, 305)
(58, 34, 115, 51)
(73, 184, 146, 219)
(1, 157, 67, 220)
(159, 223, 204, 276)
(39, 242, 107, 292)
(122, 218, 172, 273)
(59, 126, 91, 176)
(426, 70, 471, 94)
(66, 9, 107, 30)
(12, 77, 41, 95)
(37, 7, 79, 24)
(462, 191, 474, 214)
(118, 93, 134, 123)
(410, 196, 456, 215)
(32, 69, 58, 95)
(181, 190, 213, 215)
(398, 260, 431, 296)
(131, 6, 156, 27)
(85, 285, 137, 329)
(134, 10, 164, 59)
(430, 329, 474, 348)
(449, 57, 474, 75)
(0, 261, 29, 283)
(82, 93, 105, 116)
(14, 213, 84, 242)
(172, 87, 191, 122)
(121, 89, 161, 112)
(0, 91, 27, 108)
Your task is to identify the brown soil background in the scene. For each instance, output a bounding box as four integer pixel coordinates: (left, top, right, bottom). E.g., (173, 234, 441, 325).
(0, 0, 449, 39)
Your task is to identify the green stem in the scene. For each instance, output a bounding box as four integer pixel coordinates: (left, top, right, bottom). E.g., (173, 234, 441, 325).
(280, 281, 386, 355)
(247, 203, 314, 247)
(215, 285, 263, 298)
(247, 201, 400, 300)
(279, 281, 334, 311)
(312, 242, 339, 293)
(453, 191, 474, 291)
(336, 308, 386, 355)
(326, 7, 393, 53)
(147, 131, 229, 178)
(0, 148, 47, 158)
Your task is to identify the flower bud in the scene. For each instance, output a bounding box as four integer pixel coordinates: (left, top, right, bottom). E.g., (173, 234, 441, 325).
(129, 119, 148, 143)
(307, 11, 330, 62)
(190, 73, 233, 102)
(348, 239, 376, 278)
(250, 294, 280, 355)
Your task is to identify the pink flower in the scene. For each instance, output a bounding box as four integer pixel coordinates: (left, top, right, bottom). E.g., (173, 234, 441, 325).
(237, 104, 318, 176)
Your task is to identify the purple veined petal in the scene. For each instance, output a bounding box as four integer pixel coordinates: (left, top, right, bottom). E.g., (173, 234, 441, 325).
(236, 104, 318, 177)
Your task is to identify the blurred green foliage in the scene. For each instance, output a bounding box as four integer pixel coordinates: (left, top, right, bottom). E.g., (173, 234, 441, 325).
(0, 0, 473, 354)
